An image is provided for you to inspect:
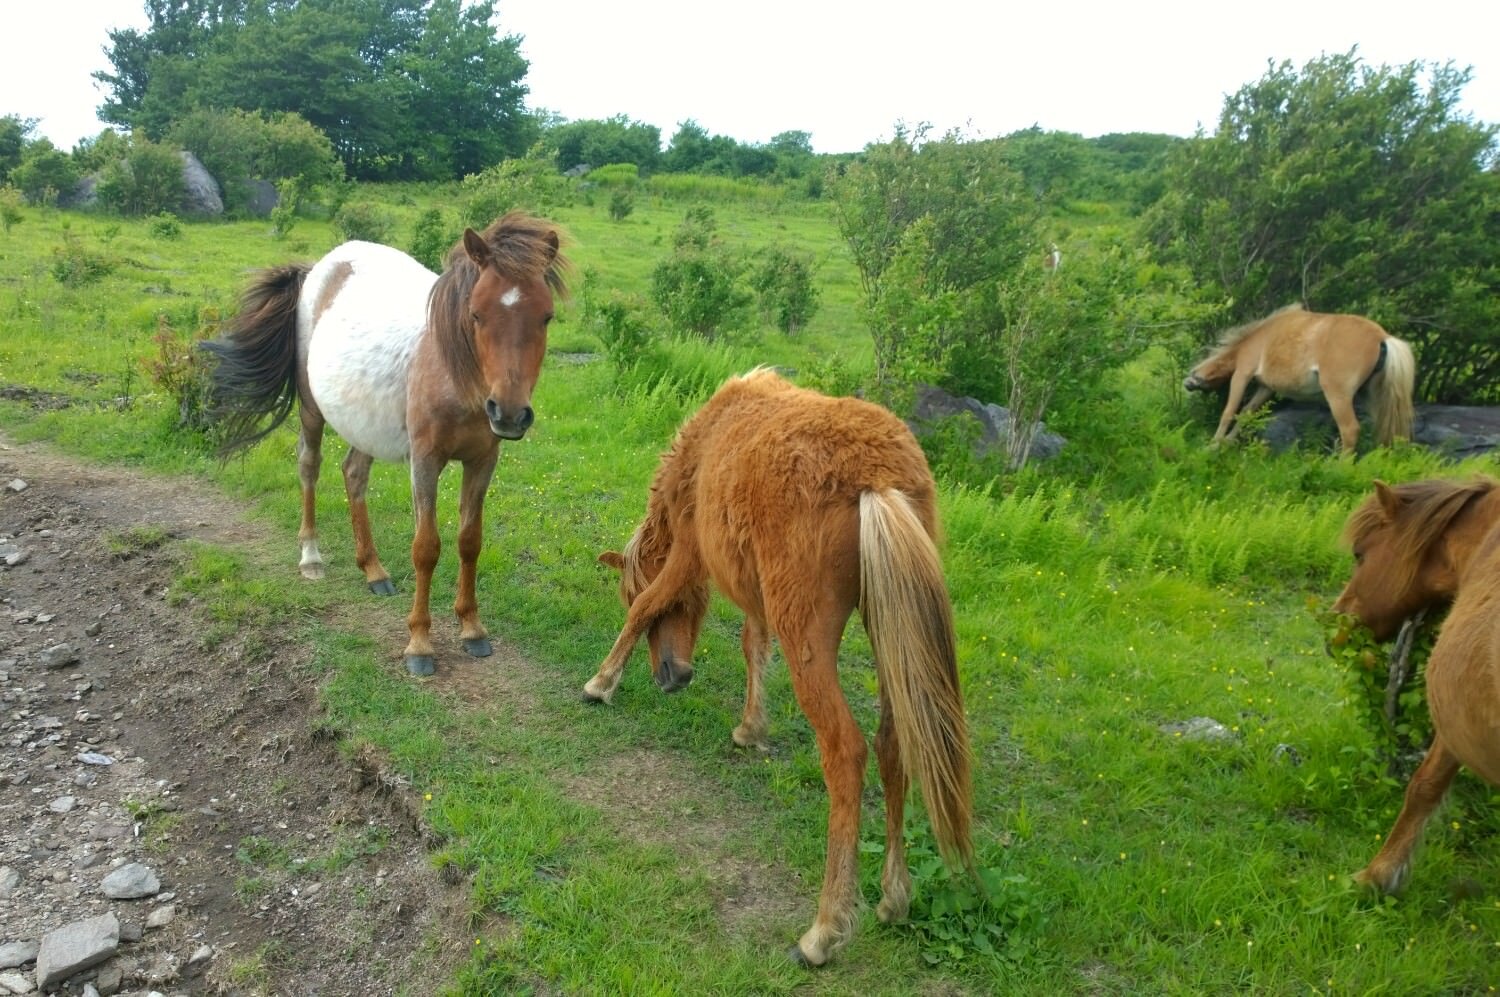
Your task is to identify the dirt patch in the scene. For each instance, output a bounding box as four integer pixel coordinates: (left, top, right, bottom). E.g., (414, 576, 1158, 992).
(0, 434, 470, 996)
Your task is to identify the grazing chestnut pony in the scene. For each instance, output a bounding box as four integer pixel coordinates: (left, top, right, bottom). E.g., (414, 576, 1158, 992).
(584, 369, 973, 966)
(1184, 304, 1415, 454)
(203, 213, 570, 675)
(1332, 475, 1500, 891)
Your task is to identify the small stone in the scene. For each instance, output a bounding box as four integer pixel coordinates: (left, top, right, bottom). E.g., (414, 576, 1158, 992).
(144, 904, 176, 930)
(0, 940, 39, 969)
(37, 644, 79, 670)
(76, 752, 114, 766)
(184, 944, 213, 975)
(4, 479, 26, 493)
(0, 970, 36, 993)
(48, 795, 77, 814)
(94, 964, 122, 995)
(100, 862, 160, 899)
(4, 548, 31, 568)
(0, 866, 20, 897)
(117, 921, 142, 943)
(35, 913, 119, 989)
(84, 621, 102, 637)
(1158, 716, 1237, 742)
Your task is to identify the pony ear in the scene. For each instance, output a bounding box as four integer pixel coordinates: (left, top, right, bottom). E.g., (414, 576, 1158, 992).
(462, 228, 491, 268)
(543, 229, 559, 264)
(598, 551, 625, 571)
(1373, 480, 1402, 519)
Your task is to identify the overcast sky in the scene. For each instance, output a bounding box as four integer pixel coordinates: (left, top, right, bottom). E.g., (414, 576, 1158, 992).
(4, 0, 1496, 154)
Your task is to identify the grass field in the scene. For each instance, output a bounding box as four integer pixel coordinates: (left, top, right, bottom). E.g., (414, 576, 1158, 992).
(2, 190, 1497, 994)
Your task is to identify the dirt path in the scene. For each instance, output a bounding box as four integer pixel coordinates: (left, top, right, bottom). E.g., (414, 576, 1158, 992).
(0, 434, 470, 995)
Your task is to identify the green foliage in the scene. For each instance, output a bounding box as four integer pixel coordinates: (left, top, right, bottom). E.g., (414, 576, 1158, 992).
(459, 150, 571, 228)
(69, 128, 130, 175)
(9, 139, 80, 206)
(1146, 50, 1500, 403)
(579, 270, 658, 372)
(96, 0, 532, 181)
(49, 234, 115, 286)
(543, 116, 661, 173)
(147, 212, 182, 240)
(407, 207, 454, 271)
(1316, 605, 1436, 776)
(269, 178, 302, 240)
(0, 114, 36, 181)
(0, 185, 21, 234)
(143, 309, 218, 431)
(169, 108, 341, 212)
(748, 245, 820, 334)
(332, 201, 394, 244)
(96, 140, 187, 216)
(649, 248, 752, 339)
(607, 188, 634, 222)
(588, 163, 640, 187)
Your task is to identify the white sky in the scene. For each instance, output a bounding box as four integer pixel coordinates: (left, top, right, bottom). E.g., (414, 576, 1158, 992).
(3, 0, 1496, 155)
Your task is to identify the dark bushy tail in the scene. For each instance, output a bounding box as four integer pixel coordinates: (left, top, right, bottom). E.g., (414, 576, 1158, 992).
(201, 263, 310, 456)
(859, 489, 974, 869)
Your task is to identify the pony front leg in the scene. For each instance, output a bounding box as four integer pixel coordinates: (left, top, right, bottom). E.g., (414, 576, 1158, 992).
(404, 457, 443, 676)
(454, 449, 500, 658)
(341, 448, 396, 595)
(785, 635, 866, 967)
(1212, 371, 1254, 445)
(296, 408, 326, 580)
(583, 614, 649, 703)
(732, 615, 772, 751)
(1355, 738, 1461, 893)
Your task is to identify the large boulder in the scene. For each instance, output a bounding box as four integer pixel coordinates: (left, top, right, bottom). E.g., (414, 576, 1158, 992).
(1263, 402, 1500, 458)
(179, 151, 223, 217)
(909, 384, 1066, 465)
(239, 178, 280, 217)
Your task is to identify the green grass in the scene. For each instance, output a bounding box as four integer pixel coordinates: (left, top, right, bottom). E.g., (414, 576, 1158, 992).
(1, 192, 1497, 995)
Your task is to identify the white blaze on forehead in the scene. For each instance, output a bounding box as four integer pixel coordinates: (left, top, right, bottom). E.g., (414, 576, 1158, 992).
(500, 287, 522, 308)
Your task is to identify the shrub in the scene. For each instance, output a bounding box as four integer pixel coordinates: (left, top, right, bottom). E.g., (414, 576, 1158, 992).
(589, 163, 640, 187)
(409, 207, 455, 271)
(748, 246, 820, 334)
(96, 141, 186, 216)
(10, 140, 79, 205)
(607, 189, 634, 222)
(148, 212, 181, 240)
(649, 249, 752, 339)
(170, 109, 342, 214)
(269, 177, 302, 239)
(1317, 604, 1435, 778)
(460, 148, 570, 228)
(333, 201, 394, 244)
(0, 185, 21, 233)
(50, 234, 115, 286)
(144, 309, 218, 431)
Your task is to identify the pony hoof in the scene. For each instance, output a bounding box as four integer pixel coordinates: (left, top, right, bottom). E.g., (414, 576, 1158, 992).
(405, 655, 436, 677)
(462, 637, 493, 658)
(368, 578, 397, 596)
(787, 944, 823, 968)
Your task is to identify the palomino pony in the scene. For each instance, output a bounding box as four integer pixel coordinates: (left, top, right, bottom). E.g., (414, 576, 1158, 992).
(583, 369, 973, 966)
(1184, 304, 1415, 454)
(203, 213, 570, 676)
(1332, 475, 1500, 892)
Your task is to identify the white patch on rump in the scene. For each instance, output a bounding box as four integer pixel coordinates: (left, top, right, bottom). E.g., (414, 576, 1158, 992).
(500, 286, 522, 308)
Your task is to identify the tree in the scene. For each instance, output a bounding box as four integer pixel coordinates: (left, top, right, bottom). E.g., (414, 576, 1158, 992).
(94, 0, 533, 181)
(0, 114, 37, 181)
(9, 140, 79, 205)
(1146, 50, 1500, 403)
(543, 115, 661, 173)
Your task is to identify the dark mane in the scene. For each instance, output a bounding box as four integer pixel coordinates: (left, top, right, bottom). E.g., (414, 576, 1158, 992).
(1343, 476, 1499, 592)
(426, 211, 573, 399)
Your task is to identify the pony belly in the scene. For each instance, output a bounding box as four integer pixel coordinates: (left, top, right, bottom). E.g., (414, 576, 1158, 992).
(307, 326, 418, 463)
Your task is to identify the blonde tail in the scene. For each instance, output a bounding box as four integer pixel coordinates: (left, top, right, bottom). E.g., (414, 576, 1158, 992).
(858, 489, 973, 867)
(1372, 336, 1416, 446)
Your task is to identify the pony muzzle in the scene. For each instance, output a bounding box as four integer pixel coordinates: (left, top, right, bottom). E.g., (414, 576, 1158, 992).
(485, 399, 535, 440)
(654, 654, 694, 694)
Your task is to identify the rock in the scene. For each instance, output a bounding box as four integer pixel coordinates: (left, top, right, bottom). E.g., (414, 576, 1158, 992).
(48, 796, 77, 814)
(1159, 716, 1237, 742)
(76, 752, 114, 766)
(100, 862, 160, 899)
(3, 548, 30, 568)
(240, 178, 280, 217)
(1273, 743, 1304, 766)
(93, 964, 122, 995)
(0, 940, 38, 969)
(178, 151, 223, 217)
(0, 970, 36, 993)
(909, 384, 1067, 466)
(35, 913, 119, 990)
(143, 904, 175, 930)
(0, 866, 20, 897)
(4, 479, 26, 493)
(38, 644, 79, 670)
(1262, 402, 1500, 458)
(184, 944, 213, 976)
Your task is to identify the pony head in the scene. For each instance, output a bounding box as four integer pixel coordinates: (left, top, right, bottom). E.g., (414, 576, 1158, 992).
(1332, 479, 1489, 639)
(598, 526, 708, 694)
(431, 213, 571, 440)
(1183, 349, 1234, 392)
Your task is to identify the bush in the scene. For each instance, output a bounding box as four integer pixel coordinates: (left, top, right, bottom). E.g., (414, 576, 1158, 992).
(269, 177, 302, 239)
(748, 246, 820, 334)
(409, 207, 455, 271)
(96, 140, 186, 216)
(333, 201, 394, 244)
(607, 189, 634, 221)
(460, 148, 570, 228)
(144, 309, 218, 431)
(649, 249, 752, 340)
(50, 234, 115, 286)
(10, 140, 79, 205)
(148, 212, 181, 240)
(170, 109, 342, 214)
(0, 185, 21, 233)
(589, 163, 640, 187)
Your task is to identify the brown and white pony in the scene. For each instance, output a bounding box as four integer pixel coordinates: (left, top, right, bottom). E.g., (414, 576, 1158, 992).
(1332, 476, 1500, 891)
(204, 212, 570, 675)
(1184, 304, 1415, 453)
(584, 369, 974, 966)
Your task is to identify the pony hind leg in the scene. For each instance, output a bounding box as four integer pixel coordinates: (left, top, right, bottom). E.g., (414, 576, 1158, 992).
(873, 689, 911, 925)
(783, 623, 866, 967)
(1355, 738, 1462, 893)
(732, 615, 773, 751)
(1324, 388, 1361, 455)
(296, 407, 327, 581)
(341, 448, 396, 596)
(453, 449, 500, 658)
